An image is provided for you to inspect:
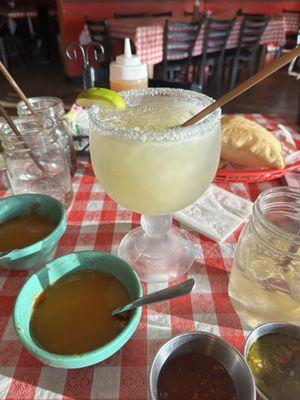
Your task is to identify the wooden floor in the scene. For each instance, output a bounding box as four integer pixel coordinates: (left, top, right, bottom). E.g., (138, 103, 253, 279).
(0, 60, 299, 124)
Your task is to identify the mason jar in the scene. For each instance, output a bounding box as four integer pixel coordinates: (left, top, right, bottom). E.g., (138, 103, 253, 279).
(228, 186, 300, 328)
(1, 116, 73, 208)
(17, 97, 77, 176)
(0, 119, 10, 190)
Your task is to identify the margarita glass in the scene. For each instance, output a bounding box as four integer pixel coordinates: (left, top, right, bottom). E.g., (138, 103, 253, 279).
(89, 88, 221, 282)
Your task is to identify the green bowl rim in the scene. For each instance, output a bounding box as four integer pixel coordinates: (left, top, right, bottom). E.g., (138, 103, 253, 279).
(13, 250, 143, 363)
(0, 193, 66, 260)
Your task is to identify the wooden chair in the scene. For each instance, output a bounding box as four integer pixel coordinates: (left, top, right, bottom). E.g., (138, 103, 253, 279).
(114, 12, 147, 19)
(156, 19, 203, 83)
(85, 18, 111, 67)
(193, 17, 235, 96)
(227, 14, 268, 89)
(149, 11, 172, 18)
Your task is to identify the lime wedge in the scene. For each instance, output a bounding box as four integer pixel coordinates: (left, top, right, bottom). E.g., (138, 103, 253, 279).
(76, 88, 126, 110)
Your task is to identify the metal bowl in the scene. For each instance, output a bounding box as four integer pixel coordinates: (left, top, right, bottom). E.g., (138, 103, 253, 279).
(149, 331, 256, 400)
(244, 322, 300, 400)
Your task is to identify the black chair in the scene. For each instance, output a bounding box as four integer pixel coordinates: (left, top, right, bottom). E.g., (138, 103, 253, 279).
(227, 14, 268, 89)
(33, 4, 57, 62)
(114, 12, 147, 19)
(0, 17, 27, 67)
(282, 9, 300, 50)
(193, 17, 235, 96)
(283, 9, 300, 14)
(149, 11, 172, 18)
(0, 19, 7, 66)
(85, 18, 111, 67)
(155, 19, 203, 83)
(237, 10, 266, 18)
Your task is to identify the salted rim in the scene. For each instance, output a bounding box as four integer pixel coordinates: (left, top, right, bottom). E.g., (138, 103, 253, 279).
(88, 88, 221, 143)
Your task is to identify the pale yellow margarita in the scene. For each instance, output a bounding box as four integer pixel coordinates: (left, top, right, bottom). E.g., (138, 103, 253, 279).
(89, 89, 221, 215)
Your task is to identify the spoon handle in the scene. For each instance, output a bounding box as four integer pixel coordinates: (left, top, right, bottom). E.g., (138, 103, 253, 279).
(112, 278, 195, 316)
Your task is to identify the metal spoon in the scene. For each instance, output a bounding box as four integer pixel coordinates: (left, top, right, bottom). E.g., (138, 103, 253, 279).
(112, 278, 195, 316)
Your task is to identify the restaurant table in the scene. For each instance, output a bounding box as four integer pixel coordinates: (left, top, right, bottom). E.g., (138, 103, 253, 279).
(0, 5, 56, 36)
(0, 113, 299, 399)
(108, 15, 289, 77)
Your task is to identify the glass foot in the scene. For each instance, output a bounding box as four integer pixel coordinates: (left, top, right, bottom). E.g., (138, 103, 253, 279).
(118, 215, 197, 283)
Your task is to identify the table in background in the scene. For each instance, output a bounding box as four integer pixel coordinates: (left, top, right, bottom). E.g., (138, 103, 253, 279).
(109, 15, 288, 77)
(0, 114, 299, 400)
(0, 5, 56, 36)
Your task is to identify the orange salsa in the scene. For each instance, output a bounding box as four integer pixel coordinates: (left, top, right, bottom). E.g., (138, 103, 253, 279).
(30, 269, 131, 355)
(0, 213, 56, 252)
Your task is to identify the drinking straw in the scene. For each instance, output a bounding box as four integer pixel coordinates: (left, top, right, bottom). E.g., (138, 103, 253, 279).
(182, 46, 300, 127)
(0, 60, 37, 115)
(0, 104, 45, 171)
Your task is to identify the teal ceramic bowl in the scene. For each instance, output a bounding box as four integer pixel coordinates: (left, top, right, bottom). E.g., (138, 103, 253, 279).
(13, 251, 142, 368)
(0, 194, 66, 270)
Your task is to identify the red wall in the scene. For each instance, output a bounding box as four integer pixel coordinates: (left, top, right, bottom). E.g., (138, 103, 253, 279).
(59, 0, 300, 77)
(204, 1, 300, 15)
(60, 1, 192, 76)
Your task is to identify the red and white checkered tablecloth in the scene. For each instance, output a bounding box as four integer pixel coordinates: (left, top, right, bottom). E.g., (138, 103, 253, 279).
(0, 6, 56, 19)
(0, 114, 299, 400)
(283, 12, 300, 33)
(0, 6, 38, 19)
(109, 16, 287, 65)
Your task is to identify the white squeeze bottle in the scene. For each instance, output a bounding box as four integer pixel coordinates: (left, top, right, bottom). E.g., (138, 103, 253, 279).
(110, 38, 148, 91)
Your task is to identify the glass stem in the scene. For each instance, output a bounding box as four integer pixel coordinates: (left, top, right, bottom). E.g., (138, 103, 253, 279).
(140, 215, 172, 238)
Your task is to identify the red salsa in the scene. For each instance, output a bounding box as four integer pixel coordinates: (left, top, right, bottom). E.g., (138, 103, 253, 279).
(157, 353, 237, 400)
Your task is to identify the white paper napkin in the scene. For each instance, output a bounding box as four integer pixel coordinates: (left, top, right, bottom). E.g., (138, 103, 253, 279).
(285, 172, 300, 188)
(173, 184, 253, 243)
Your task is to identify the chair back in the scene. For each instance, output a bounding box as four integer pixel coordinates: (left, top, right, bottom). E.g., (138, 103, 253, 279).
(0, 17, 6, 35)
(202, 17, 235, 57)
(163, 19, 202, 62)
(85, 18, 111, 64)
(283, 9, 300, 15)
(237, 10, 267, 18)
(85, 18, 109, 43)
(114, 12, 147, 19)
(150, 11, 172, 18)
(237, 14, 268, 52)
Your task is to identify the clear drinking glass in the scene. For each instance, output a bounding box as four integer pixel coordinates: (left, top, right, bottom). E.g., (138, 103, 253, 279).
(17, 97, 77, 176)
(228, 186, 300, 328)
(89, 88, 221, 282)
(1, 116, 73, 208)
